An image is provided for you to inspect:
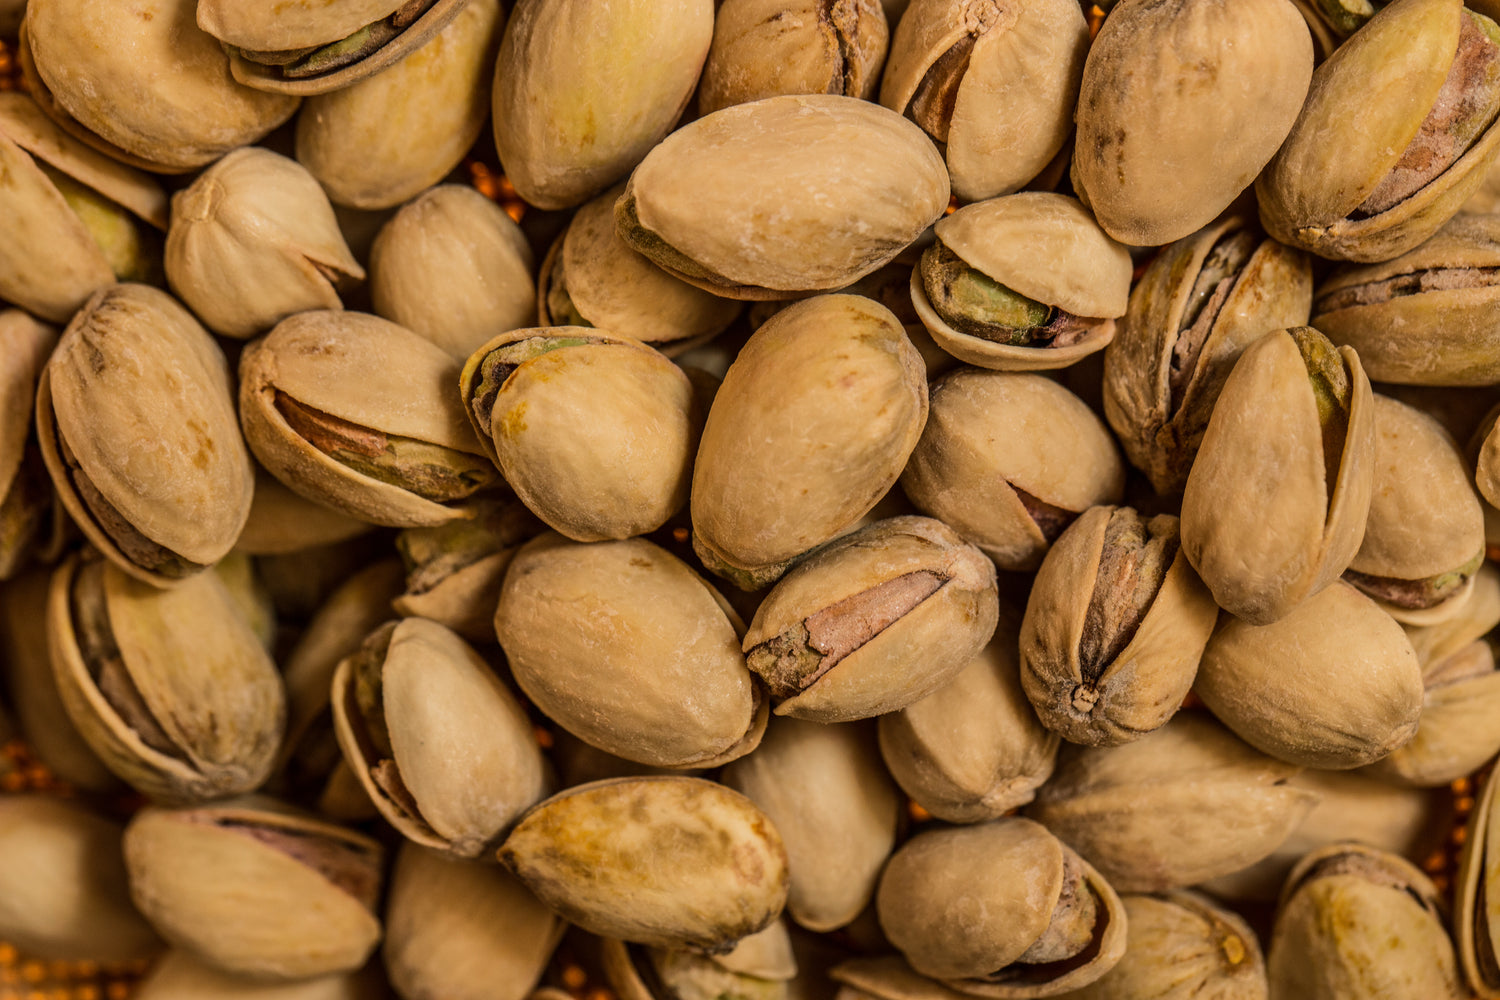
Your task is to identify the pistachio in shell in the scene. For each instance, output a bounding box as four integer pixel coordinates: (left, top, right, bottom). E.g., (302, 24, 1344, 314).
(123, 798, 384, 981)
(498, 776, 790, 953)
(1257, 0, 1500, 262)
(238, 310, 499, 529)
(880, 0, 1087, 202)
(1456, 767, 1500, 997)
(911, 194, 1131, 372)
(1019, 506, 1217, 748)
(1179, 326, 1376, 625)
(900, 368, 1125, 573)
(1102, 219, 1313, 495)
(134, 951, 377, 1000)
(602, 931, 795, 1000)
(331, 617, 549, 858)
(690, 294, 927, 590)
(616, 95, 949, 300)
(0, 310, 58, 581)
(1073, 0, 1313, 246)
(165, 148, 363, 341)
(234, 466, 374, 557)
(37, 284, 254, 586)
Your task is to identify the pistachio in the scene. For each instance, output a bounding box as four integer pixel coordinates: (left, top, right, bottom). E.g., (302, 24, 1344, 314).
(603, 934, 793, 1000)
(234, 466, 374, 557)
(0, 310, 58, 580)
(134, 950, 378, 999)
(1457, 767, 1500, 997)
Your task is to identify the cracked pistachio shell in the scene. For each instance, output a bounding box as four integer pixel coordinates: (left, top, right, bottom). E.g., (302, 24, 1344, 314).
(134, 951, 377, 1000)
(1405, 560, 1500, 664)
(1312, 212, 1500, 385)
(123, 798, 384, 981)
(1024, 712, 1319, 892)
(198, 0, 408, 51)
(1457, 768, 1500, 997)
(37, 285, 254, 585)
(238, 310, 497, 529)
(743, 516, 999, 723)
(876, 818, 1127, 994)
(47, 552, 286, 804)
(494, 534, 766, 768)
(494, 0, 713, 211)
(1195, 581, 1423, 769)
(23, 0, 299, 173)
(384, 843, 563, 1000)
(878, 616, 1059, 823)
(911, 194, 1131, 372)
(900, 369, 1125, 572)
(1019, 507, 1217, 748)
(601, 926, 796, 1000)
(1270, 843, 1463, 1000)
(881, 0, 1086, 202)
(234, 467, 373, 556)
(1344, 394, 1484, 623)
(699, 0, 887, 117)
(166, 148, 363, 340)
(369, 185, 536, 361)
(1258, 0, 1500, 262)
(691, 294, 927, 590)
(498, 776, 790, 953)
(459, 328, 699, 542)
(0, 796, 161, 963)
(721, 718, 899, 932)
(618, 95, 949, 300)
(332, 617, 550, 858)
(1179, 327, 1376, 626)
(1059, 891, 1266, 1000)
(295, 0, 500, 209)
(1073, 0, 1312, 247)
(537, 183, 740, 355)
(1102, 220, 1313, 495)
(0, 310, 57, 580)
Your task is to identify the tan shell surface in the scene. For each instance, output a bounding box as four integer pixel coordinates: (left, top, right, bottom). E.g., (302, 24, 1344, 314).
(0, 311, 56, 499)
(42, 284, 253, 569)
(494, 0, 713, 210)
(1458, 767, 1500, 997)
(912, 274, 1118, 373)
(26, 0, 299, 171)
(197, 0, 407, 50)
(234, 467, 373, 556)
(1404, 562, 1500, 664)
(1369, 639, 1500, 786)
(134, 950, 372, 999)
(626, 95, 949, 294)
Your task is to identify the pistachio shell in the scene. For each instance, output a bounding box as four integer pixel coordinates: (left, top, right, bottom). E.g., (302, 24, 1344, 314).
(0, 310, 57, 578)
(234, 467, 374, 556)
(134, 950, 375, 999)
(602, 933, 793, 1000)
(1366, 637, 1500, 785)
(198, 0, 407, 51)
(1457, 767, 1500, 997)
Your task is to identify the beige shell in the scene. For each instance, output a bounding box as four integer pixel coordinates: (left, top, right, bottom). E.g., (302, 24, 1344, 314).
(123, 799, 384, 981)
(494, 533, 766, 769)
(900, 368, 1125, 572)
(1024, 712, 1319, 892)
(1179, 328, 1376, 625)
(601, 928, 797, 1000)
(1073, 0, 1312, 246)
(493, 0, 713, 210)
(166, 147, 364, 340)
(295, 0, 501, 209)
(1457, 767, 1500, 997)
(691, 294, 927, 590)
(619, 95, 949, 299)
(234, 467, 373, 556)
(881, 0, 1087, 203)
(498, 776, 790, 953)
(134, 950, 377, 999)
(198, 0, 407, 51)
(369, 184, 536, 361)
(0, 310, 58, 579)
(23, 0, 299, 172)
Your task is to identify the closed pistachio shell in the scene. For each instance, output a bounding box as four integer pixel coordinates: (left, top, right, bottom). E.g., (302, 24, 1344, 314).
(134, 950, 376, 999)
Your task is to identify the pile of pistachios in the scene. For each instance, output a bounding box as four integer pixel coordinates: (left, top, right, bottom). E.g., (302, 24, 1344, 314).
(6, 0, 1500, 997)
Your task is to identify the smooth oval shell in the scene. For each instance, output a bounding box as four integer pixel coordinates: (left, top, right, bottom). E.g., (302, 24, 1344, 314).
(198, 0, 407, 51)
(134, 951, 373, 999)
(1369, 637, 1500, 786)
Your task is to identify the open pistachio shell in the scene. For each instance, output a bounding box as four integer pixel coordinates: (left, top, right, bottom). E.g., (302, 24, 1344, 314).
(134, 951, 377, 1000)
(602, 930, 795, 1000)
(0, 310, 57, 580)
(1367, 635, 1500, 785)
(498, 776, 790, 953)
(199, 0, 409, 52)
(1458, 768, 1500, 997)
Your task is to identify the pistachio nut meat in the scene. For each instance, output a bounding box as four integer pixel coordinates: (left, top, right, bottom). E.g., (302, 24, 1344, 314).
(616, 94, 949, 300)
(691, 294, 927, 590)
(0, 311, 58, 581)
(202, 0, 475, 95)
(1457, 767, 1500, 997)
(133, 951, 376, 1000)
(1179, 326, 1376, 626)
(880, 0, 1087, 203)
(699, 0, 888, 117)
(460, 327, 700, 542)
(493, 0, 713, 210)
(742, 516, 999, 723)
(22, 0, 299, 173)
(1102, 218, 1313, 495)
(494, 534, 767, 769)
(911, 194, 1132, 371)
(165, 147, 364, 340)
(1019, 507, 1217, 748)
(1024, 712, 1319, 892)
(901, 369, 1125, 572)
(537, 182, 740, 356)
(239, 310, 499, 529)
(1311, 212, 1500, 385)
(123, 798, 384, 981)
(37, 284, 254, 586)
(1258, 0, 1500, 262)
(1269, 843, 1464, 1000)
(601, 931, 796, 1000)
(498, 776, 790, 953)
(1073, 0, 1313, 246)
